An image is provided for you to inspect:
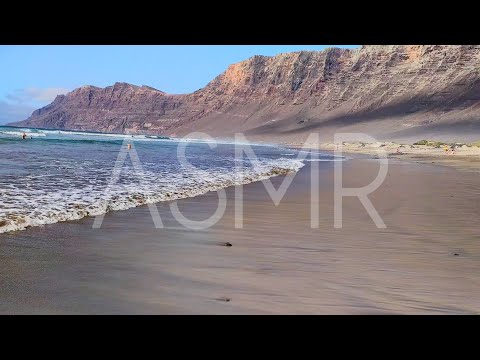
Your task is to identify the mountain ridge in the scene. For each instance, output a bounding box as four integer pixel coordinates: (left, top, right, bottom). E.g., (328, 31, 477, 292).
(9, 45, 480, 142)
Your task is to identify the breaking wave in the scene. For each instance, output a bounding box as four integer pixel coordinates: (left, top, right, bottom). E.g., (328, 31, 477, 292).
(0, 126, 348, 234)
(0, 158, 304, 234)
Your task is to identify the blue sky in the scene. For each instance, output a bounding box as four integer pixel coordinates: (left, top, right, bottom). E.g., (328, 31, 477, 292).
(0, 45, 359, 124)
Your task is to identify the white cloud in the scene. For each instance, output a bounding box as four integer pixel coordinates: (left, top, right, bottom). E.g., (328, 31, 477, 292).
(6, 87, 69, 103)
(0, 100, 36, 125)
(0, 87, 70, 125)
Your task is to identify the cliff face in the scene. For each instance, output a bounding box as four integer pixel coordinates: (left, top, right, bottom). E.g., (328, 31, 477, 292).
(15, 83, 188, 134)
(10, 45, 480, 142)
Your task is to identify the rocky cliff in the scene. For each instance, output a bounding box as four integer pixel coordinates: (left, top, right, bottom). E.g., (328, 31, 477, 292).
(10, 45, 480, 142)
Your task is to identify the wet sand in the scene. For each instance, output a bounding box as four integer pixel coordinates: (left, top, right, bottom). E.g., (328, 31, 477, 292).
(1, 159, 480, 314)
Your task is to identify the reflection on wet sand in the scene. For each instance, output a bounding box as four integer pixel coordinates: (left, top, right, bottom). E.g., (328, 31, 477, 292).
(1, 159, 479, 314)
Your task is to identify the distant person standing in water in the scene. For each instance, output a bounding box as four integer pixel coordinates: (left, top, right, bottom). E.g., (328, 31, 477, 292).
(22, 132, 27, 140)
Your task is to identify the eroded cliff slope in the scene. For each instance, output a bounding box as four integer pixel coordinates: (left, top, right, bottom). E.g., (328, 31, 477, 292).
(10, 45, 480, 142)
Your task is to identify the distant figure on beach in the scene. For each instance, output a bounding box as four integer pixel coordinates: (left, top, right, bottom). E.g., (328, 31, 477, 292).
(22, 132, 27, 140)
(127, 143, 132, 150)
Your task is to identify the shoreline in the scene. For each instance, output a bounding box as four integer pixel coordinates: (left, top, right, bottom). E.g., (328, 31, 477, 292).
(284, 140, 480, 174)
(6, 125, 480, 173)
(2, 160, 479, 314)
(0, 163, 303, 236)
(3, 134, 480, 236)
(0, 127, 307, 236)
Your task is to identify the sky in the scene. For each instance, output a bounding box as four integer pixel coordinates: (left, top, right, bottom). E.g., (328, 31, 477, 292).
(0, 45, 359, 125)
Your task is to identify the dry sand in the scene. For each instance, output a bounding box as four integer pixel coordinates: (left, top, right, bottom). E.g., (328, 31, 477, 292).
(1, 159, 479, 314)
(303, 141, 480, 173)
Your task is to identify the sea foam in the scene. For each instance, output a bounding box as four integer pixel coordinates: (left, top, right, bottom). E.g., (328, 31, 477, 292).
(0, 158, 304, 234)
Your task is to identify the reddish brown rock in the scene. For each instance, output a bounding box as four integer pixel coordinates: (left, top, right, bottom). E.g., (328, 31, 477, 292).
(9, 45, 480, 142)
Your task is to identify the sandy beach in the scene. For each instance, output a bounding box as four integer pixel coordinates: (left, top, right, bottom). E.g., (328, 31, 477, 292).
(306, 141, 480, 174)
(1, 157, 479, 314)
(4, 45, 480, 315)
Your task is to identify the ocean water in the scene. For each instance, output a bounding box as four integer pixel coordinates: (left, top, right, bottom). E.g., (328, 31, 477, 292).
(0, 126, 337, 234)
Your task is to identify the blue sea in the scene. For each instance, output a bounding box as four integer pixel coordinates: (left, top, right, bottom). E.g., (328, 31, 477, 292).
(0, 126, 337, 233)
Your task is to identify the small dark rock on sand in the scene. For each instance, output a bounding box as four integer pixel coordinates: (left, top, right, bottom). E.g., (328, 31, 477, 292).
(216, 297, 231, 302)
(219, 242, 232, 247)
